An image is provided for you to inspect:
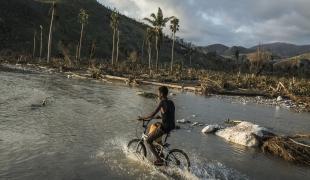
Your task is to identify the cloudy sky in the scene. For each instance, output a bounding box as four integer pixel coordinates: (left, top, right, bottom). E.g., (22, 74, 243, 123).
(98, 0, 310, 47)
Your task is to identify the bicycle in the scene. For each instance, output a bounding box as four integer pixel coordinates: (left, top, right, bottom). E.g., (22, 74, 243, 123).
(127, 118, 191, 171)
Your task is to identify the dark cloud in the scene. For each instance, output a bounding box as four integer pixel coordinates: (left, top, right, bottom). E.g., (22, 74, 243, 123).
(99, 0, 310, 47)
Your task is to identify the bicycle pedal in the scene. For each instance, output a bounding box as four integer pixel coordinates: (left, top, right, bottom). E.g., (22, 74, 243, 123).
(163, 143, 170, 147)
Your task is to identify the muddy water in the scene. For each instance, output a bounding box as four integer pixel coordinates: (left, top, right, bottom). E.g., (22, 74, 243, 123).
(0, 69, 309, 180)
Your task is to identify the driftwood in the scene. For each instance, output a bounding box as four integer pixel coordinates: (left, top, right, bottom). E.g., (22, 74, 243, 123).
(139, 80, 201, 93)
(67, 73, 88, 80)
(140, 80, 183, 89)
(103, 75, 130, 82)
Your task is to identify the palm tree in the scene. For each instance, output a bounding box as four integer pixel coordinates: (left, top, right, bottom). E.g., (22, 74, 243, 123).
(33, 30, 37, 58)
(39, 25, 43, 61)
(110, 9, 119, 66)
(143, 7, 173, 71)
(116, 30, 120, 64)
(78, 9, 89, 62)
(146, 27, 155, 71)
(187, 43, 194, 67)
(141, 33, 146, 64)
(169, 17, 179, 72)
(47, 1, 56, 63)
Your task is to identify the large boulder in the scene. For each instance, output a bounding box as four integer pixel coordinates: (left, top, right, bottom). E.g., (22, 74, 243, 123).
(215, 121, 270, 147)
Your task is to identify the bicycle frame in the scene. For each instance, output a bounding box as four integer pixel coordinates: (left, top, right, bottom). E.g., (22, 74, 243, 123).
(128, 119, 191, 171)
(135, 119, 171, 160)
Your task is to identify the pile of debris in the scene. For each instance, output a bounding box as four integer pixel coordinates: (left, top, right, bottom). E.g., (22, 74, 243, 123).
(262, 135, 310, 165)
(202, 121, 310, 165)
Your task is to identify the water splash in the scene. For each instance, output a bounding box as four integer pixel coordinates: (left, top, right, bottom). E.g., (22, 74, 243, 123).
(96, 137, 248, 180)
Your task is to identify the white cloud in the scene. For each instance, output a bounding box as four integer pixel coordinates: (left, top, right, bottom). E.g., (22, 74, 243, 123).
(98, 0, 310, 47)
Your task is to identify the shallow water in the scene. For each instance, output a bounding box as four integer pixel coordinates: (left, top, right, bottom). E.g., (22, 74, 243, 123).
(0, 69, 309, 180)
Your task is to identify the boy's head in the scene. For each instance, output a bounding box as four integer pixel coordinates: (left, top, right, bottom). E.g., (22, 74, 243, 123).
(158, 86, 168, 99)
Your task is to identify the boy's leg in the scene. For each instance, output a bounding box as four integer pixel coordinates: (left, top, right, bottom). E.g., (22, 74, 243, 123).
(145, 128, 164, 162)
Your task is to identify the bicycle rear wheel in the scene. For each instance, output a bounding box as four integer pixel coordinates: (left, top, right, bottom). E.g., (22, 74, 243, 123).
(127, 139, 147, 157)
(165, 149, 190, 171)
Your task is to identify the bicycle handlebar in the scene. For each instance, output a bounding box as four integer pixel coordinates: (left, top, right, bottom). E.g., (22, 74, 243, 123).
(142, 119, 151, 128)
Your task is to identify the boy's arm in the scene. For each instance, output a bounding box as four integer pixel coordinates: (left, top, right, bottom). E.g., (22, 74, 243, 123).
(141, 102, 162, 120)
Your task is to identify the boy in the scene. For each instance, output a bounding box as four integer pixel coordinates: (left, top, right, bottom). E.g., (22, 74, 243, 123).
(139, 86, 175, 166)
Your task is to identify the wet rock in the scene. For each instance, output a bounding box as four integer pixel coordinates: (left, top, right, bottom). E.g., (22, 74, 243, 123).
(176, 119, 191, 124)
(202, 124, 222, 134)
(225, 119, 242, 125)
(276, 96, 283, 102)
(191, 122, 204, 127)
(31, 98, 47, 110)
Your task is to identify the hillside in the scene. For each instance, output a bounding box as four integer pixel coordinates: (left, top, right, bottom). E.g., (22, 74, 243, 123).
(0, 0, 214, 67)
(197, 44, 251, 57)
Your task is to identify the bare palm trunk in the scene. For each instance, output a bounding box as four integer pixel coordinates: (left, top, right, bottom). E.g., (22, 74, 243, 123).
(190, 55, 192, 67)
(111, 28, 116, 66)
(39, 26, 43, 61)
(78, 23, 84, 61)
(33, 30, 36, 58)
(155, 35, 159, 71)
(141, 36, 145, 63)
(116, 30, 120, 65)
(47, 2, 55, 63)
(89, 41, 96, 60)
(75, 44, 79, 64)
(148, 42, 152, 69)
(170, 32, 175, 72)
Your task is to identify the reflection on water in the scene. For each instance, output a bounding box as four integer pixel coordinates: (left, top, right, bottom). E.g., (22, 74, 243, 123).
(0, 70, 309, 180)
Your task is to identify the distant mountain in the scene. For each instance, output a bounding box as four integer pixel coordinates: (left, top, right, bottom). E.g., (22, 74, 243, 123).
(197, 44, 250, 57)
(250, 42, 310, 58)
(198, 42, 310, 58)
(196, 44, 228, 55)
(223, 46, 250, 56)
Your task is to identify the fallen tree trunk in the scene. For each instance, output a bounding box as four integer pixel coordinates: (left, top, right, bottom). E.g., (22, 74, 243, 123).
(139, 80, 201, 92)
(103, 75, 129, 82)
(140, 80, 183, 89)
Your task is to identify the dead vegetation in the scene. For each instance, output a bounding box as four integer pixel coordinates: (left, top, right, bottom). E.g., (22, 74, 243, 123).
(262, 135, 310, 166)
(1, 54, 309, 112)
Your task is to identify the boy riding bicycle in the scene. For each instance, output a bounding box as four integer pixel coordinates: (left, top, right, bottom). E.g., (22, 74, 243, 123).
(139, 86, 176, 166)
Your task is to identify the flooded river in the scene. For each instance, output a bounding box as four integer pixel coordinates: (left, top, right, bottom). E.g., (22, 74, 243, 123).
(0, 69, 309, 180)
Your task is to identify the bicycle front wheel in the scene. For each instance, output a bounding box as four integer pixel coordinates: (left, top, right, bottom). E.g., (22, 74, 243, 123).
(165, 149, 190, 171)
(127, 139, 147, 157)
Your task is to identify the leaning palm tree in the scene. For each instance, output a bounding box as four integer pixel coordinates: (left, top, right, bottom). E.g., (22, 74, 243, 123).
(169, 17, 179, 72)
(77, 9, 89, 62)
(143, 8, 173, 71)
(110, 9, 119, 66)
(47, 1, 56, 63)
